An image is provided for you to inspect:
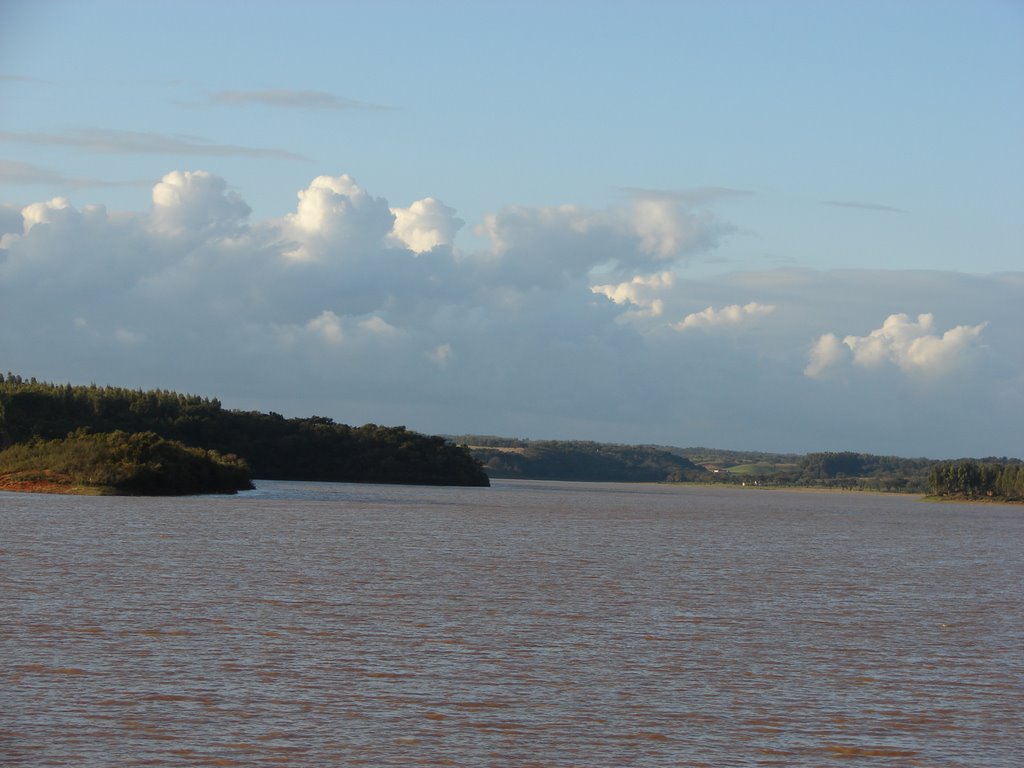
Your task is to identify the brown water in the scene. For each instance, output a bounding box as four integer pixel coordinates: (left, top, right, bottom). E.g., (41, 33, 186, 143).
(2, 480, 1021, 766)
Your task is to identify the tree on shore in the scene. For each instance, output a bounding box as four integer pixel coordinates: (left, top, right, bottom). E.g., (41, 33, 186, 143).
(927, 459, 1024, 501)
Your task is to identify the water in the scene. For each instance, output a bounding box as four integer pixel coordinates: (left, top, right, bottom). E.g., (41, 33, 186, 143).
(2, 480, 1021, 766)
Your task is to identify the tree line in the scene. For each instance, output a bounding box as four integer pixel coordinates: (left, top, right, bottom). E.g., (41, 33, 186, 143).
(0, 374, 489, 487)
(752, 451, 939, 492)
(927, 460, 1024, 501)
(455, 437, 1023, 498)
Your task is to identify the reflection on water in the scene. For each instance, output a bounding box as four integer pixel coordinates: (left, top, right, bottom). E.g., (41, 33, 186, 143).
(2, 480, 1021, 766)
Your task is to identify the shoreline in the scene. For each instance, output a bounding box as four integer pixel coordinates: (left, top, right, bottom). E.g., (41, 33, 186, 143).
(670, 481, 1023, 505)
(664, 480, 912, 497)
(920, 493, 1022, 506)
(5, 474, 1020, 505)
(0, 472, 107, 495)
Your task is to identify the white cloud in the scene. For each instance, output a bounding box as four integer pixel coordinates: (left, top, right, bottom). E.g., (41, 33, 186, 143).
(151, 171, 250, 237)
(804, 333, 846, 378)
(807, 312, 988, 377)
(20, 196, 76, 233)
(475, 196, 726, 287)
(358, 315, 401, 337)
(592, 271, 673, 306)
(389, 197, 463, 253)
(630, 197, 717, 259)
(674, 301, 776, 331)
(477, 204, 606, 258)
(306, 310, 345, 346)
(900, 321, 987, 372)
(285, 174, 394, 259)
(591, 271, 673, 318)
(274, 310, 346, 347)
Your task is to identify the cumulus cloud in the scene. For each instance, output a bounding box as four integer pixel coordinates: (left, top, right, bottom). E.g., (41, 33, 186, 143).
(20, 196, 77, 233)
(306, 310, 345, 346)
(3, 197, 91, 261)
(807, 313, 988, 377)
(476, 195, 727, 289)
(359, 315, 401, 337)
(674, 301, 776, 331)
(2, 197, 129, 269)
(591, 272, 673, 318)
(273, 310, 346, 348)
(285, 174, 395, 259)
(629, 196, 721, 258)
(804, 333, 846, 379)
(150, 171, 251, 236)
(389, 197, 463, 253)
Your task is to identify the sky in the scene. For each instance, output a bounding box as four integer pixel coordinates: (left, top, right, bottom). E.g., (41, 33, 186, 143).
(1, 0, 1022, 459)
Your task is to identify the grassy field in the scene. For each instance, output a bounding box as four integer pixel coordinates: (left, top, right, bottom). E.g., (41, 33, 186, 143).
(723, 462, 800, 476)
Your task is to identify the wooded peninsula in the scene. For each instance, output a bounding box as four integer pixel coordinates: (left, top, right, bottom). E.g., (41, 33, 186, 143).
(0, 375, 489, 494)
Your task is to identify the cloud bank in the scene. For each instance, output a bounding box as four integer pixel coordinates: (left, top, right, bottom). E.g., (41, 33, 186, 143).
(1, 171, 1020, 458)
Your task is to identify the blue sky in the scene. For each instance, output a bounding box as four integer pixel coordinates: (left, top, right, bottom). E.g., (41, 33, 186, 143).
(1, 1, 1022, 457)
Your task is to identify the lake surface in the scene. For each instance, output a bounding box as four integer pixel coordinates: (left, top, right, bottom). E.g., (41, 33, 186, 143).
(2, 480, 1021, 766)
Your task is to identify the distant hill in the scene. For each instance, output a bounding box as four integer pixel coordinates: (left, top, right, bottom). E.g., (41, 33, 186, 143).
(457, 438, 703, 483)
(452, 435, 1022, 497)
(0, 374, 489, 488)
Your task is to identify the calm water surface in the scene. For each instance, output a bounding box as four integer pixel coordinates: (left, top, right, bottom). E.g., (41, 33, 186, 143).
(2, 480, 1022, 766)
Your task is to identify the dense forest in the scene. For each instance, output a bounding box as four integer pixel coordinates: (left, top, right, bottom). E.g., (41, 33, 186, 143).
(0, 430, 252, 495)
(0, 375, 489, 487)
(927, 460, 1024, 501)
